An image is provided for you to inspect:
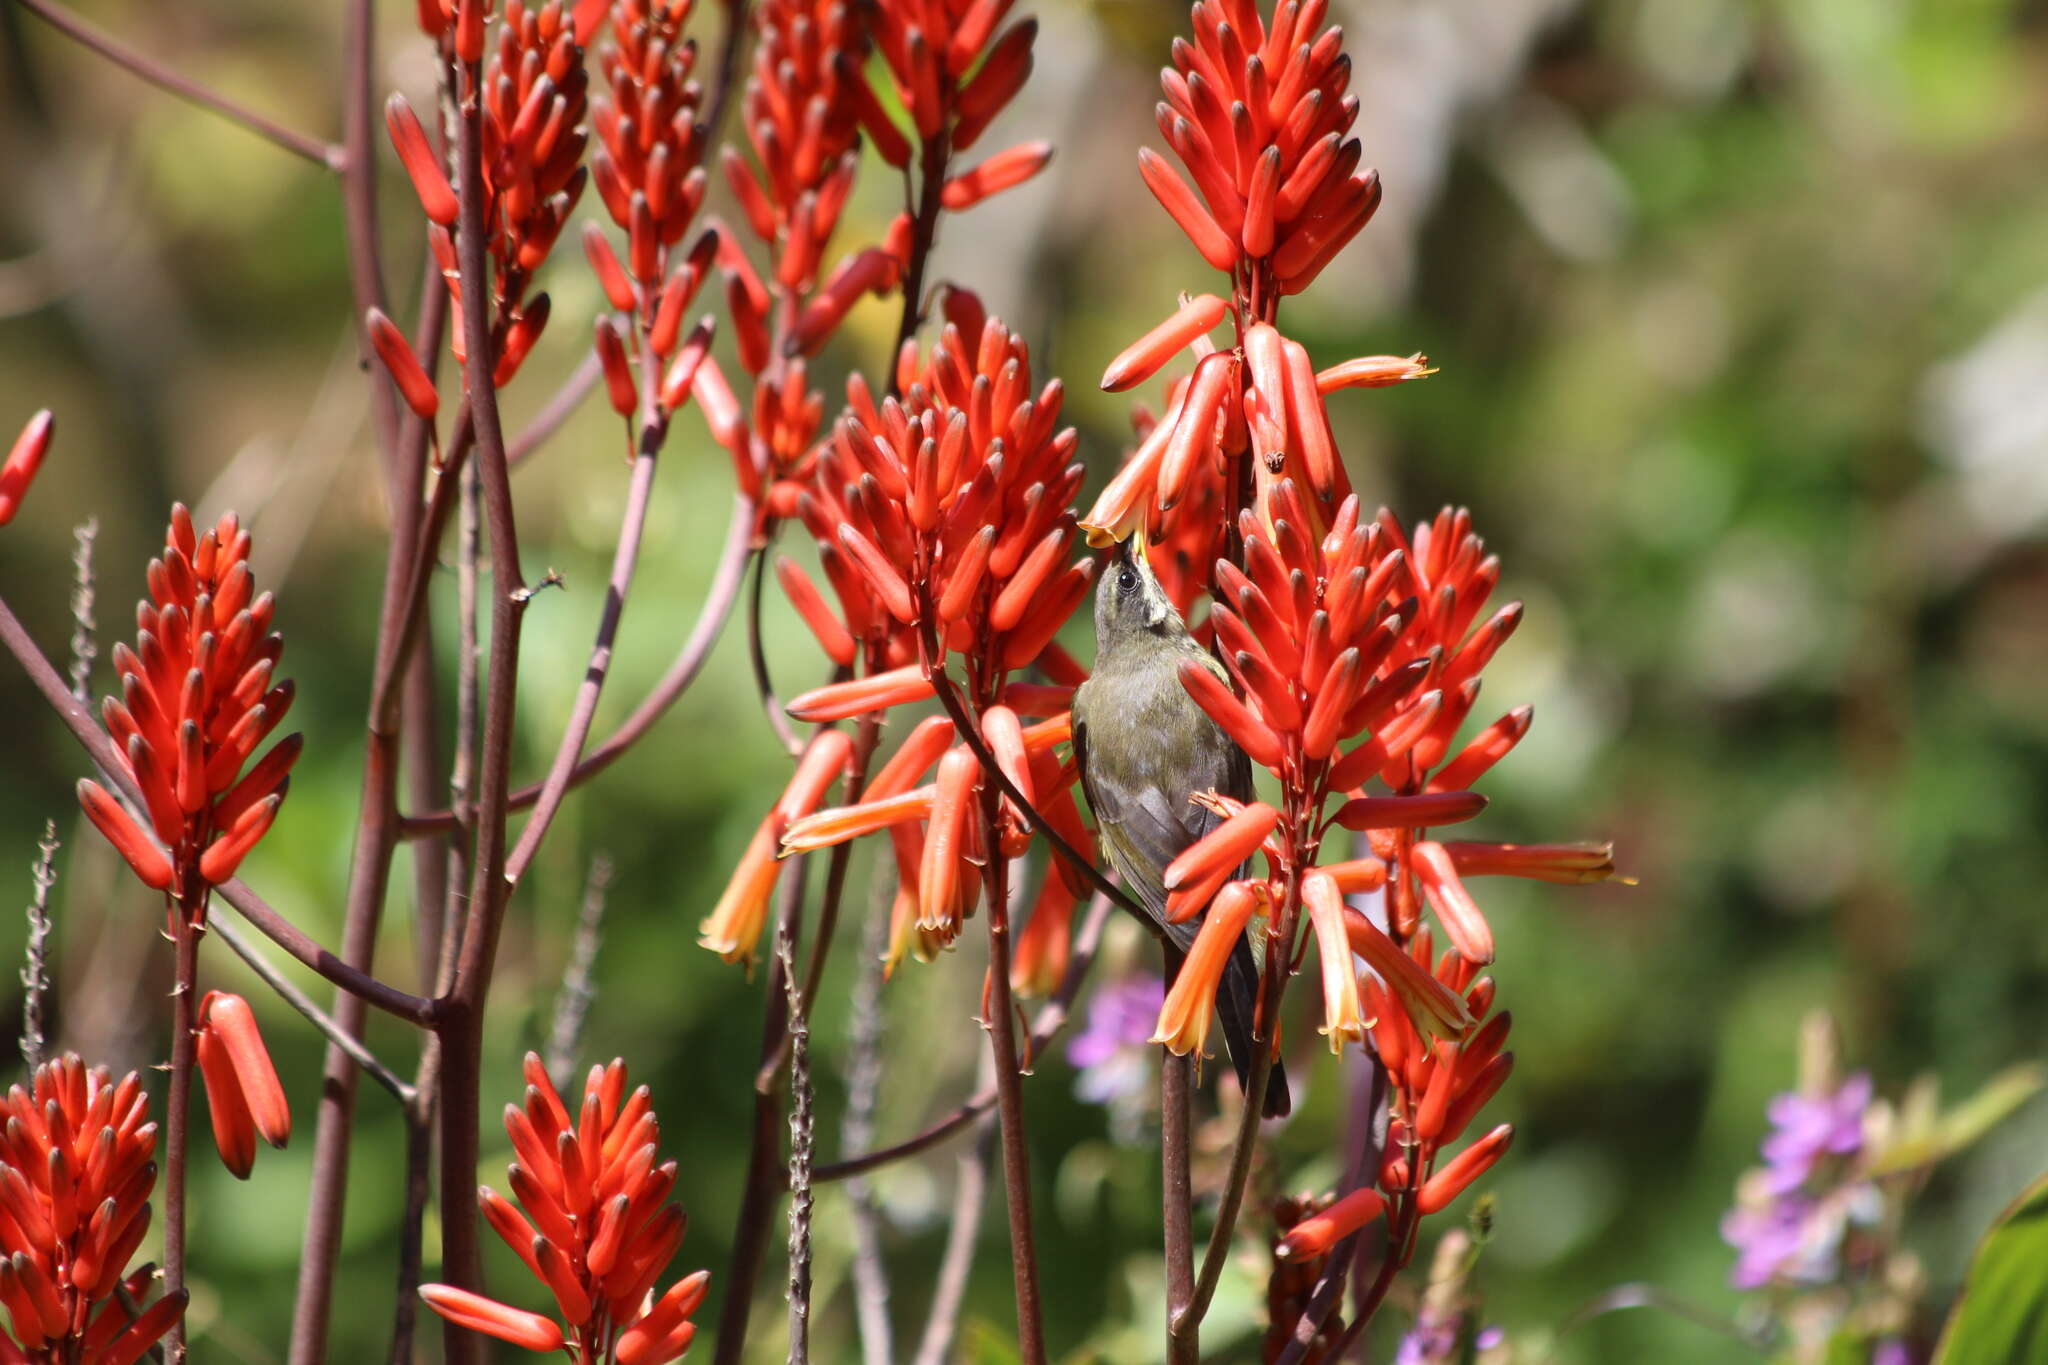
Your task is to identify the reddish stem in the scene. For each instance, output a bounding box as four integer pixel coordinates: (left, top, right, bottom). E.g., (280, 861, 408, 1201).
(162, 904, 200, 1364)
(436, 47, 530, 1365)
(1161, 944, 1197, 1365)
(976, 784, 1047, 1365)
(394, 491, 757, 838)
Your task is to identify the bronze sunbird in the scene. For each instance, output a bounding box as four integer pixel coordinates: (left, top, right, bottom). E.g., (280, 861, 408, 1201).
(1072, 539, 1292, 1118)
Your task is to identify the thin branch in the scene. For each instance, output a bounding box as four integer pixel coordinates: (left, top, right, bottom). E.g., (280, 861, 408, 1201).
(504, 386, 674, 884)
(713, 859, 810, 1365)
(1161, 944, 1196, 1365)
(768, 710, 881, 1078)
(910, 1111, 996, 1365)
(437, 39, 535, 1364)
(20, 821, 58, 1071)
(889, 130, 952, 389)
(286, 0, 421, 1344)
(747, 548, 804, 757)
(163, 899, 200, 1363)
(815, 892, 1110, 1183)
(214, 881, 439, 1025)
(544, 854, 612, 1091)
(1274, 1059, 1388, 1365)
(840, 874, 895, 1365)
(506, 347, 602, 467)
(1, 590, 127, 779)
(67, 517, 97, 703)
(398, 491, 757, 837)
(209, 914, 417, 1106)
(975, 805, 1047, 1365)
(1171, 865, 1289, 1346)
(14, 0, 340, 168)
(336, 0, 397, 467)
(781, 926, 814, 1365)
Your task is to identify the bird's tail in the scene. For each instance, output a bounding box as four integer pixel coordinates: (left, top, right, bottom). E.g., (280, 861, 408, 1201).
(1217, 936, 1291, 1119)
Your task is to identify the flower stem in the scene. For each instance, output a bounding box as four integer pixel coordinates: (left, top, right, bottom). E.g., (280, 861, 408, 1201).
(163, 904, 200, 1364)
(14, 0, 340, 168)
(1161, 943, 1197, 1365)
(978, 788, 1047, 1365)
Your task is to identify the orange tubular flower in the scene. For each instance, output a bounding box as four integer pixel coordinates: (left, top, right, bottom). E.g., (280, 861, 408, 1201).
(1152, 880, 1260, 1057)
(422, 1056, 707, 1365)
(78, 505, 298, 917)
(700, 730, 852, 963)
(0, 1055, 186, 1364)
(1302, 871, 1366, 1051)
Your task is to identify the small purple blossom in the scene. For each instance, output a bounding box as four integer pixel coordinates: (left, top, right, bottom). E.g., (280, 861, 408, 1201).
(1761, 1072, 1872, 1195)
(1068, 975, 1164, 1105)
(1722, 1194, 1823, 1289)
(1871, 1340, 1916, 1365)
(1394, 1318, 1502, 1364)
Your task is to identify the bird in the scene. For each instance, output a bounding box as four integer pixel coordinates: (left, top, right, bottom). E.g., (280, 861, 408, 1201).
(1071, 535, 1292, 1118)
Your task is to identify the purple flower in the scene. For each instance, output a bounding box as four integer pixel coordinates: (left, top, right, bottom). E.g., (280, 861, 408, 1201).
(1393, 1322, 1455, 1365)
(1068, 975, 1164, 1105)
(1722, 1194, 1820, 1289)
(1760, 1073, 1871, 1195)
(1394, 1320, 1503, 1364)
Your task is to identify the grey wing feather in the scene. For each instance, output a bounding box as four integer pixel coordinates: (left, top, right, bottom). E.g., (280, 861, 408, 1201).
(1073, 684, 1239, 951)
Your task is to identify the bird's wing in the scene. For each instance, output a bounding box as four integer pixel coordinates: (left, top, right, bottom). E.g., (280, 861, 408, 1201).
(1072, 705, 1194, 948)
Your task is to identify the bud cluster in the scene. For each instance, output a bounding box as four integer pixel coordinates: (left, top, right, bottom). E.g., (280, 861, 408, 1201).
(77, 506, 298, 911)
(1143, 0, 1375, 308)
(0, 1056, 185, 1365)
(421, 1055, 707, 1365)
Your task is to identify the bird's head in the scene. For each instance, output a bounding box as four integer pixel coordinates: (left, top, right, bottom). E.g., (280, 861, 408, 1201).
(1093, 532, 1186, 656)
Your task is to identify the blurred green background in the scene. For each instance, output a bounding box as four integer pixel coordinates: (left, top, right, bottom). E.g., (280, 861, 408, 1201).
(3, 0, 2048, 1359)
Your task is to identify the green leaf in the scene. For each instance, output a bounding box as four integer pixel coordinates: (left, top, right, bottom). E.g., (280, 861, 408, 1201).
(1870, 1063, 2045, 1176)
(1933, 1170, 2048, 1364)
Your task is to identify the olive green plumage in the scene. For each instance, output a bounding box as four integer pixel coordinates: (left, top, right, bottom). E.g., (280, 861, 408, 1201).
(1072, 539, 1292, 1118)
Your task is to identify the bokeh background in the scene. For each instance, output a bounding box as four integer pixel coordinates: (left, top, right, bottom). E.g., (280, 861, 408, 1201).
(3, 0, 2048, 1359)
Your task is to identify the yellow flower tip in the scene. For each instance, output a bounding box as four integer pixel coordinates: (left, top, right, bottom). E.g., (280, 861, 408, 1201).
(1079, 519, 1121, 549)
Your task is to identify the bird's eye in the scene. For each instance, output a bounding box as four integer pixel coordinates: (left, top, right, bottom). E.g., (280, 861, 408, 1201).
(1117, 567, 1138, 593)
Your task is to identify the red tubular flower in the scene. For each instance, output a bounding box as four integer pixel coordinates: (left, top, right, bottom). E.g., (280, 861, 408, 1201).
(194, 992, 290, 1178)
(422, 1056, 706, 1365)
(78, 506, 298, 915)
(1276, 1186, 1385, 1260)
(0, 1055, 185, 1363)
(0, 410, 54, 528)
